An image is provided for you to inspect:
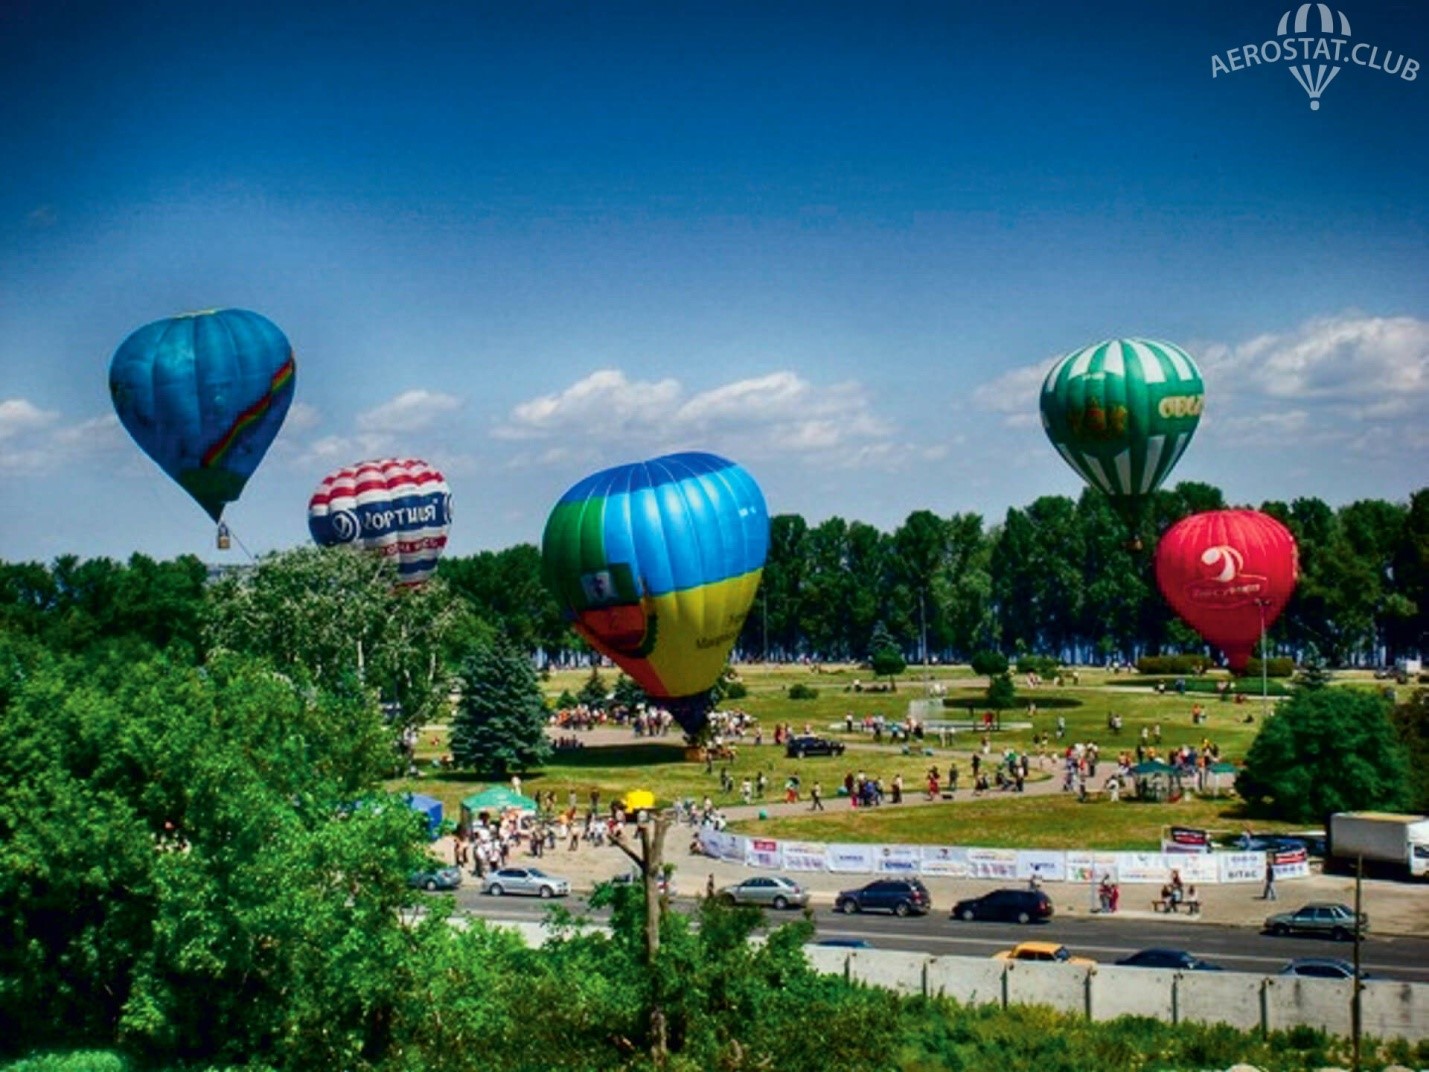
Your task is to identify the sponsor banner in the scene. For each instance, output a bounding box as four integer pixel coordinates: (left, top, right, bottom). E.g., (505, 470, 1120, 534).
(826, 843, 877, 873)
(1272, 847, 1310, 880)
(966, 847, 1018, 880)
(1066, 851, 1120, 884)
(1115, 852, 1177, 884)
(745, 837, 781, 870)
(1219, 851, 1266, 884)
(1016, 850, 1067, 882)
(1166, 853, 1219, 884)
(876, 845, 922, 874)
(781, 841, 828, 872)
(920, 846, 971, 877)
(1166, 825, 1212, 853)
(697, 828, 729, 859)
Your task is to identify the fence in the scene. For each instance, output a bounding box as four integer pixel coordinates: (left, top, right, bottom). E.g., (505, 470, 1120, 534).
(698, 829, 1310, 885)
(806, 947, 1428, 1042)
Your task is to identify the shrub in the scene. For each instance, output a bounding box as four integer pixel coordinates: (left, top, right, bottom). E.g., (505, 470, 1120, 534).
(970, 650, 1009, 677)
(723, 681, 749, 700)
(1014, 654, 1060, 677)
(787, 683, 819, 700)
(1136, 654, 1212, 675)
(1245, 656, 1295, 679)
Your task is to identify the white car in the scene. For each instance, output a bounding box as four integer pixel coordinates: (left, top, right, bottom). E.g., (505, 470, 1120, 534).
(482, 867, 571, 899)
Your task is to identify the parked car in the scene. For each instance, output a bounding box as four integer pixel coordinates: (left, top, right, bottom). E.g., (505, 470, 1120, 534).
(814, 937, 872, 948)
(950, 888, 1053, 924)
(1236, 833, 1309, 854)
(834, 878, 931, 917)
(408, 865, 463, 892)
(992, 941, 1096, 966)
(1264, 902, 1368, 940)
(785, 734, 846, 759)
(482, 867, 571, 899)
(718, 875, 810, 909)
(1280, 957, 1372, 980)
(1114, 948, 1223, 971)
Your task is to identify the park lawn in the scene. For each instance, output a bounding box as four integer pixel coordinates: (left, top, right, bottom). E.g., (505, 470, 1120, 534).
(391, 733, 1045, 821)
(537, 662, 1273, 761)
(726, 793, 1306, 851)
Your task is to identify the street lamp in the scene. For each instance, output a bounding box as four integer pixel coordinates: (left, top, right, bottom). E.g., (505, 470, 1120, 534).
(1254, 598, 1271, 720)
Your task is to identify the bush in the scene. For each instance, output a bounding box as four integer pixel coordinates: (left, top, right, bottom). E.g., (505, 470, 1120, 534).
(970, 650, 1009, 677)
(1014, 654, 1060, 677)
(787, 683, 819, 700)
(1245, 656, 1295, 679)
(1136, 654, 1212, 675)
(723, 681, 748, 700)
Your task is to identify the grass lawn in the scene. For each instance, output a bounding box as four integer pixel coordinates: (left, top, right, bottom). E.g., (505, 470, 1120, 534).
(724, 792, 1305, 851)
(388, 662, 1360, 843)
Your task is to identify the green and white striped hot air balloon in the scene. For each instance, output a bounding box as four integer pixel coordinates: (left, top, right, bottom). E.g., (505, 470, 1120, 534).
(1040, 338, 1204, 542)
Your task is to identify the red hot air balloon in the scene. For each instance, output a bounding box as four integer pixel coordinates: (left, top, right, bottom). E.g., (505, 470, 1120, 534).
(1155, 510, 1299, 673)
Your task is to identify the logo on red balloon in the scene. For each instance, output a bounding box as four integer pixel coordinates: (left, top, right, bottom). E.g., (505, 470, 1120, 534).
(1186, 544, 1267, 607)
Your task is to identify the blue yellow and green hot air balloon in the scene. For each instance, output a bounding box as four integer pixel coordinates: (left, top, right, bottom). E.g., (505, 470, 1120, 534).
(109, 308, 296, 532)
(541, 451, 769, 737)
(1040, 337, 1204, 545)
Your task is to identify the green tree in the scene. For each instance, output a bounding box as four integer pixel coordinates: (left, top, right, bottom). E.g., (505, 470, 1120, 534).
(986, 672, 1018, 710)
(450, 638, 551, 776)
(1236, 688, 1410, 822)
(1391, 688, 1429, 813)
(866, 620, 905, 688)
(577, 666, 609, 710)
(203, 546, 460, 736)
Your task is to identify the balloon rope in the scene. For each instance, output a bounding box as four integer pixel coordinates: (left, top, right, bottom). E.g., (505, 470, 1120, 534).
(223, 524, 258, 562)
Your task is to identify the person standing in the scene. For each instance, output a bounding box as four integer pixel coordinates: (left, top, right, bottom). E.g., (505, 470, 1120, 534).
(810, 781, 825, 811)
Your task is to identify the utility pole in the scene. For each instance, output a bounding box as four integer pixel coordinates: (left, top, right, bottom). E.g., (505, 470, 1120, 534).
(1254, 598, 1271, 720)
(1352, 854, 1364, 1072)
(611, 809, 671, 1064)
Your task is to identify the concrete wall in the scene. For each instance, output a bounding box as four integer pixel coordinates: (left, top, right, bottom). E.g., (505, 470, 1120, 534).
(848, 948, 929, 995)
(799, 945, 1429, 1042)
(1003, 960, 1090, 1019)
(1090, 966, 1178, 1023)
(1176, 970, 1266, 1033)
(1266, 975, 1355, 1037)
(926, 955, 1007, 1007)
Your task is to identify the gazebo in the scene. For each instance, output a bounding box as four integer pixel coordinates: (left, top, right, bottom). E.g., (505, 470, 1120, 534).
(1129, 760, 1184, 802)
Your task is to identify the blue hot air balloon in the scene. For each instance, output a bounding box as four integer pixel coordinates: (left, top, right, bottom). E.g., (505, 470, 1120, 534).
(109, 309, 296, 522)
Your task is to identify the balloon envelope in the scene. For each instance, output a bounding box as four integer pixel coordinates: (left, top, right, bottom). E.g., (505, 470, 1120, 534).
(109, 308, 296, 521)
(1155, 509, 1298, 672)
(1041, 338, 1204, 531)
(541, 452, 769, 734)
(308, 458, 452, 584)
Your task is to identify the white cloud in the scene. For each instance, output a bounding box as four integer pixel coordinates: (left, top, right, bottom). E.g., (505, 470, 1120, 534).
(972, 363, 1049, 426)
(1198, 313, 1428, 400)
(0, 399, 59, 441)
(497, 368, 899, 467)
(495, 369, 680, 441)
(356, 389, 462, 434)
(0, 405, 119, 475)
(283, 401, 323, 433)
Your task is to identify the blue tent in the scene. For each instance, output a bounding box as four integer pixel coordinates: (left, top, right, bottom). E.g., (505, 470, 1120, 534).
(405, 793, 444, 839)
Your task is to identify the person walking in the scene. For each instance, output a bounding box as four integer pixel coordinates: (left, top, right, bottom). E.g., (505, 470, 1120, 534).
(810, 781, 825, 811)
(1261, 851, 1278, 900)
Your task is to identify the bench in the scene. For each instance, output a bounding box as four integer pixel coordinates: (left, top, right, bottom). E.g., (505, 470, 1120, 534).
(1152, 898, 1201, 915)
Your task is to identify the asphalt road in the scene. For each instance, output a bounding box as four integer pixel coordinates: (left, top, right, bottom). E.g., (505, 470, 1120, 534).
(444, 887, 1429, 983)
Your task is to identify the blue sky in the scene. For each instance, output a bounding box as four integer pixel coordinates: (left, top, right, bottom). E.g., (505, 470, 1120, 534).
(2, 0, 1426, 563)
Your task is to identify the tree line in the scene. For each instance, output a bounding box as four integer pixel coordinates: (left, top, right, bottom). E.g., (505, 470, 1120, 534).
(4, 483, 1424, 669)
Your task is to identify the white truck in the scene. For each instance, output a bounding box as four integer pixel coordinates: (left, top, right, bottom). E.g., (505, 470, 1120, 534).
(1328, 812, 1429, 880)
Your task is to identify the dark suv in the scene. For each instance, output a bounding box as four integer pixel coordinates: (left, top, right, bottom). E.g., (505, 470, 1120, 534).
(835, 878, 931, 917)
(951, 888, 1053, 924)
(785, 734, 846, 759)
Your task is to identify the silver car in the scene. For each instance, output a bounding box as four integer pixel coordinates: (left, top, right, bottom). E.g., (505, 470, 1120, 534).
(717, 875, 810, 910)
(482, 867, 571, 899)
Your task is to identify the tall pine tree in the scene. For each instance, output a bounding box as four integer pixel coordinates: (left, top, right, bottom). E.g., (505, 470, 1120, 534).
(450, 637, 551, 776)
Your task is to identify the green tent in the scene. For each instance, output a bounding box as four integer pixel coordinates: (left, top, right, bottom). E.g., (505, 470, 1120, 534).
(461, 786, 539, 814)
